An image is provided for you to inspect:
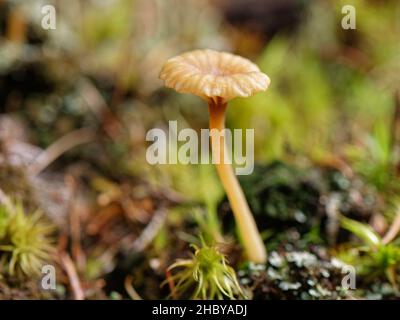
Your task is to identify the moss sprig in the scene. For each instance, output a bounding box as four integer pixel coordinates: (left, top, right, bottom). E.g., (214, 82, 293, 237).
(165, 240, 245, 300)
(0, 195, 55, 278)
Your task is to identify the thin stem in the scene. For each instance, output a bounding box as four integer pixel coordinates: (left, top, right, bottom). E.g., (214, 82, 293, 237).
(208, 99, 266, 263)
(28, 127, 95, 176)
(59, 252, 85, 300)
(382, 209, 400, 245)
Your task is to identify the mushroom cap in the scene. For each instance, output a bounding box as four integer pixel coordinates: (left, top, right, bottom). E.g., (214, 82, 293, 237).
(159, 49, 270, 102)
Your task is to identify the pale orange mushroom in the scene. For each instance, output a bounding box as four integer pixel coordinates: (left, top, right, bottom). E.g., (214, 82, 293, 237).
(160, 49, 270, 263)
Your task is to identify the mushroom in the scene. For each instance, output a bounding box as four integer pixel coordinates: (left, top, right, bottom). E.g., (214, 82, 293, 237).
(160, 49, 270, 263)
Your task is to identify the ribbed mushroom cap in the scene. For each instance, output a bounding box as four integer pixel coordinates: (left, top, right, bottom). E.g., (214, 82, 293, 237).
(160, 49, 270, 102)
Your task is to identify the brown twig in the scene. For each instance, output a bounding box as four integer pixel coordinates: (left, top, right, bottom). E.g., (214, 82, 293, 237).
(86, 203, 121, 235)
(165, 270, 177, 300)
(59, 252, 85, 300)
(124, 275, 142, 300)
(80, 80, 123, 139)
(65, 175, 86, 272)
(122, 207, 167, 253)
(6, 7, 27, 43)
(28, 127, 95, 176)
(382, 210, 400, 245)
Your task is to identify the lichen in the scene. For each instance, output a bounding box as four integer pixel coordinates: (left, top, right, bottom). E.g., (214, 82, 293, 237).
(238, 249, 351, 300)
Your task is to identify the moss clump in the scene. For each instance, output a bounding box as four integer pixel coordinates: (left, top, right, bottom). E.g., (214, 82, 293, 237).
(166, 241, 245, 300)
(0, 196, 55, 278)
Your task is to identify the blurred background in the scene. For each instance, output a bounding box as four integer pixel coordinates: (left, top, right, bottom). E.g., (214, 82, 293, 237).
(0, 0, 400, 299)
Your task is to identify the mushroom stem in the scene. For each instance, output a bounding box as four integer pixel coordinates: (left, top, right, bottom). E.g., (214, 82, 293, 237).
(208, 99, 267, 263)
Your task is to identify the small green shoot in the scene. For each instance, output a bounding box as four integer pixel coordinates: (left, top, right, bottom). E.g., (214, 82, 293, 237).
(165, 240, 245, 300)
(340, 216, 400, 287)
(341, 216, 381, 248)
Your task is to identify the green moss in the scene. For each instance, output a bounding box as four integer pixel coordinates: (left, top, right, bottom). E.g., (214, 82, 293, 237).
(166, 241, 245, 300)
(0, 196, 55, 278)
